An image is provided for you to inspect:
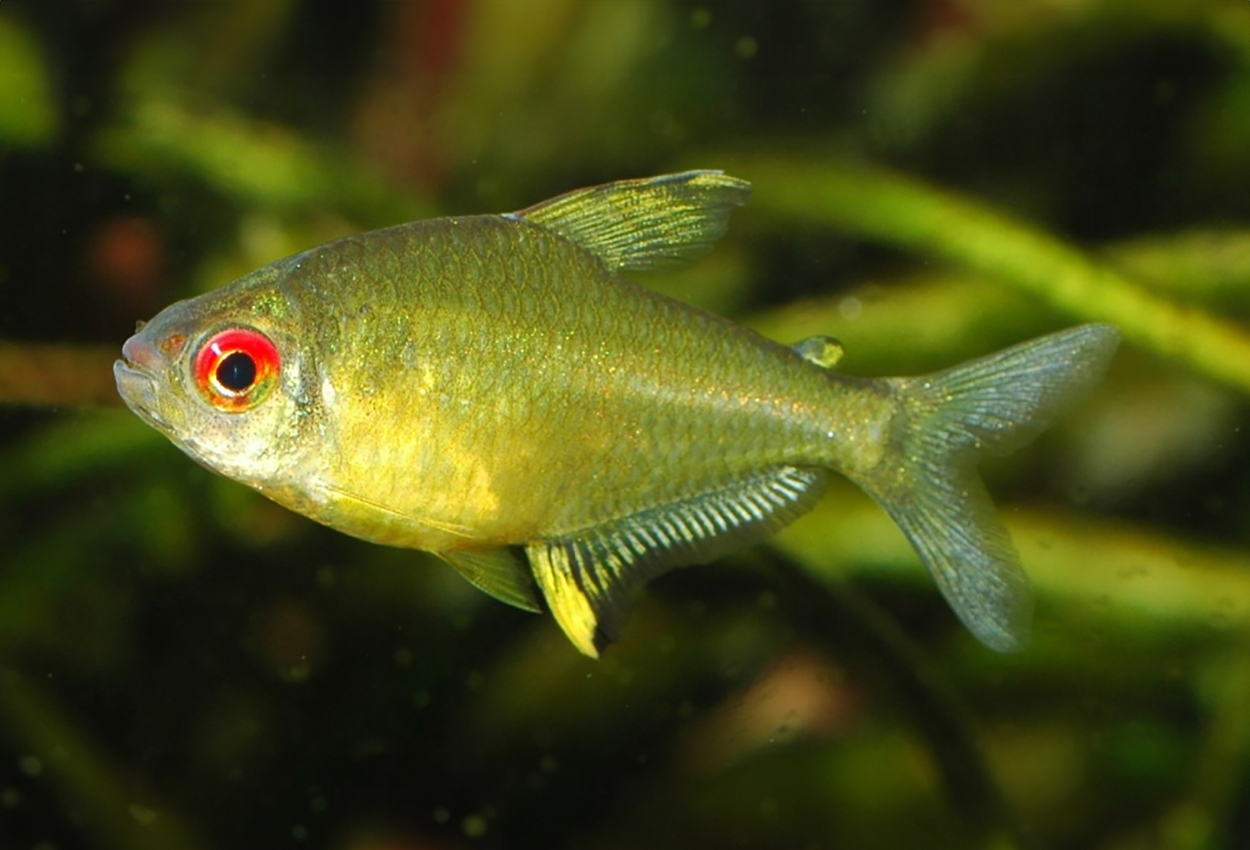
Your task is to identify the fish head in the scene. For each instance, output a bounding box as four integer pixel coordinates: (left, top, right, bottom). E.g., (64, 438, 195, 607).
(114, 272, 321, 491)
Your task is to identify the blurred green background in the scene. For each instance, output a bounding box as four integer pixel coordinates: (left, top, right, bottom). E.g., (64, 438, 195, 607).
(3, 1, 1250, 848)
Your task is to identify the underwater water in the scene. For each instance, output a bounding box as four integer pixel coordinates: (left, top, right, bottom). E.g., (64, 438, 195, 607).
(3, 1, 1250, 848)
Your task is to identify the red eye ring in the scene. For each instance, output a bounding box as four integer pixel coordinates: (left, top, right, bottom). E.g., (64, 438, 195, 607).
(193, 327, 281, 412)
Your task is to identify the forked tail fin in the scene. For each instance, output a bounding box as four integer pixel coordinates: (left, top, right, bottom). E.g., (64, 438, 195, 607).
(859, 324, 1120, 651)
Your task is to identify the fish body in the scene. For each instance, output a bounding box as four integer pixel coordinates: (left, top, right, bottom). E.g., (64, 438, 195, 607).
(115, 172, 1119, 656)
(271, 215, 861, 551)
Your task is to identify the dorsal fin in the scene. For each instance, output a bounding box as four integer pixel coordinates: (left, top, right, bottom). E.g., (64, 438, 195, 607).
(508, 170, 751, 272)
(525, 465, 828, 657)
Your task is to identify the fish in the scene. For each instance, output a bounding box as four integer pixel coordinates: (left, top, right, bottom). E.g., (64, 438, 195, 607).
(114, 171, 1120, 657)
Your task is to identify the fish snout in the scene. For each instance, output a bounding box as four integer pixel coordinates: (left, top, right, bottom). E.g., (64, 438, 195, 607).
(121, 334, 164, 372)
(115, 331, 173, 428)
(114, 353, 169, 430)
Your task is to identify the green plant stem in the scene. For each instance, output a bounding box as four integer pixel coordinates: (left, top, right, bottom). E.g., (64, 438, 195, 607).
(0, 666, 214, 850)
(0, 343, 122, 408)
(776, 482, 1250, 640)
(736, 156, 1250, 395)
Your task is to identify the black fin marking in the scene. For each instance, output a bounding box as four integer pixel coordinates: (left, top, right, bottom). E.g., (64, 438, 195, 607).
(526, 465, 827, 656)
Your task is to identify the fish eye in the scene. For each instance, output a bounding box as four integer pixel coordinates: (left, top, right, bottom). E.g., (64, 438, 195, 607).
(216, 351, 257, 392)
(193, 327, 281, 412)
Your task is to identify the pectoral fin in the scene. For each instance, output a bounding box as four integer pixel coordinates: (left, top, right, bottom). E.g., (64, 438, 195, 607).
(525, 465, 828, 657)
(509, 171, 751, 272)
(443, 548, 542, 612)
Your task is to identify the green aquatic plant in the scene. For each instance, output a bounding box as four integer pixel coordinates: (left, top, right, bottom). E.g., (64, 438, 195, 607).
(3, 2, 1250, 849)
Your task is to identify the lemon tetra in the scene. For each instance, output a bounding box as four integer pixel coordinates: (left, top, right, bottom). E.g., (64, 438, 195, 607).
(115, 172, 1118, 656)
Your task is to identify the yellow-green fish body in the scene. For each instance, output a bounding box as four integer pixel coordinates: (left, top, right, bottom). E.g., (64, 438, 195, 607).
(289, 216, 844, 545)
(115, 172, 1119, 656)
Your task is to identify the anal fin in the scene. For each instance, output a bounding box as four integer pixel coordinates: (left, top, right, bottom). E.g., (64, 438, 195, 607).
(526, 466, 828, 657)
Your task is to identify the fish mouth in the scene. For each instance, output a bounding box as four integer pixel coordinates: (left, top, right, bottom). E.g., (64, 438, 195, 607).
(113, 356, 170, 431)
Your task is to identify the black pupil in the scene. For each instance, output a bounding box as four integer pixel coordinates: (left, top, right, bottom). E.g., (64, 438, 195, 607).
(216, 351, 257, 392)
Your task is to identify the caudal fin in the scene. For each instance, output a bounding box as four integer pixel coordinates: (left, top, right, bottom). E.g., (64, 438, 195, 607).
(860, 324, 1120, 651)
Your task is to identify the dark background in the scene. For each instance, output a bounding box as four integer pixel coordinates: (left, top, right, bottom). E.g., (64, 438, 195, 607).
(2, 2, 1250, 849)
